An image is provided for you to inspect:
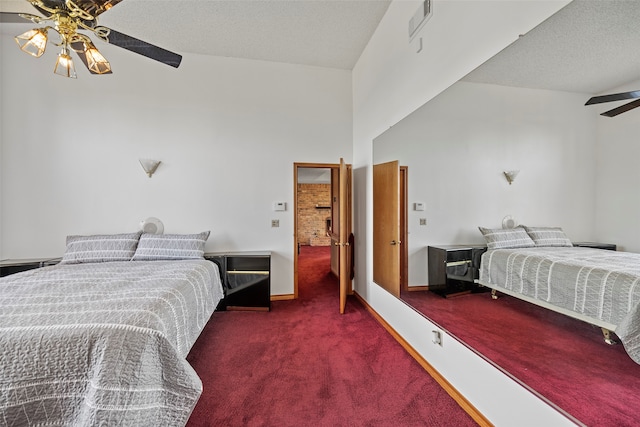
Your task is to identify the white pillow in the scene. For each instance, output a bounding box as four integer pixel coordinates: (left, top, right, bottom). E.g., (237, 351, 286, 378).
(523, 226, 573, 247)
(132, 231, 210, 261)
(60, 232, 142, 264)
(478, 227, 536, 249)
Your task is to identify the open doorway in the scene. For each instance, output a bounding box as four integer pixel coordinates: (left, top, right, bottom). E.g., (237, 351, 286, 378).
(294, 165, 335, 300)
(294, 161, 352, 312)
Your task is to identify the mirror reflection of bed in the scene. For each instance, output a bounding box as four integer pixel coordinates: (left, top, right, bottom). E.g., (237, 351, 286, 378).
(373, 1, 640, 425)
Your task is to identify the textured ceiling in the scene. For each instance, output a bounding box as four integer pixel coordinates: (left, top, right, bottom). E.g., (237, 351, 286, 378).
(0, 0, 391, 70)
(3, 0, 638, 91)
(463, 0, 640, 95)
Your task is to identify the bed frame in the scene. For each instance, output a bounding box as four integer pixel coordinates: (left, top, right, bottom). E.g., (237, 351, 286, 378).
(475, 279, 619, 345)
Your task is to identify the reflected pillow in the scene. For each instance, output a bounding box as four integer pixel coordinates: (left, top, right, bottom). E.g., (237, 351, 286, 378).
(132, 231, 210, 261)
(60, 231, 142, 264)
(478, 226, 535, 249)
(523, 226, 573, 247)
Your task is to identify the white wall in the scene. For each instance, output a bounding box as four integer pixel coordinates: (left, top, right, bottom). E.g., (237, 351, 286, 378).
(375, 81, 598, 285)
(0, 38, 353, 296)
(352, 1, 576, 425)
(594, 79, 640, 253)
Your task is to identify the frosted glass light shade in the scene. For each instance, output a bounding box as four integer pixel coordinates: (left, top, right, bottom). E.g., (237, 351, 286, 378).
(54, 49, 77, 78)
(139, 158, 161, 177)
(85, 43, 111, 74)
(15, 28, 48, 57)
(503, 170, 520, 185)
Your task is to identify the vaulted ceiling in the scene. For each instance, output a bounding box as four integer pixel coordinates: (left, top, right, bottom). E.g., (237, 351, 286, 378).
(2, 0, 638, 97)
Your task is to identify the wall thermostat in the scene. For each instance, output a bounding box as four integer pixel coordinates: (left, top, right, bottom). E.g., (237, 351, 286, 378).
(414, 202, 425, 211)
(273, 202, 286, 211)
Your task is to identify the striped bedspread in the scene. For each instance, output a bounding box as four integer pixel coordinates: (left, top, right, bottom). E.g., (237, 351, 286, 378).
(479, 247, 640, 364)
(0, 260, 224, 426)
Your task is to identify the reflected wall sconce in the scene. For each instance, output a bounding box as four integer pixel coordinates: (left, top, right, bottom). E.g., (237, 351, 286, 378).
(503, 170, 520, 185)
(139, 158, 161, 178)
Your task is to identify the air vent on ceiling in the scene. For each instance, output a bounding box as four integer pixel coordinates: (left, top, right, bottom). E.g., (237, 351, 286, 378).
(409, 0, 432, 39)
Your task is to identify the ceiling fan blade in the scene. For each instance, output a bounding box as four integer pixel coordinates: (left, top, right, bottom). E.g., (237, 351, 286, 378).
(600, 98, 640, 117)
(104, 29, 182, 68)
(0, 12, 31, 23)
(585, 90, 640, 106)
(70, 41, 112, 75)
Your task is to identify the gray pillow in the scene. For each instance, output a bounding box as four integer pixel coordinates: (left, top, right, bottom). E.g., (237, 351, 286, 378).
(523, 226, 573, 247)
(478, 226, 536, 249)
(132, 231, 210, 261)
(60, 231, 142, 264)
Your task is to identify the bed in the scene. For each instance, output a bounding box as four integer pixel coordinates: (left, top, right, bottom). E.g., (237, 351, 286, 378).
(0, 258, 224, 426)
(477, 246, 640, 365)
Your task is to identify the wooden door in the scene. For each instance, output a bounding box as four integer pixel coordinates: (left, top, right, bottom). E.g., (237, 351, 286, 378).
(337, 158, 352, 313)
(330, 159, 352, 313)
(373, 161, 401, 298)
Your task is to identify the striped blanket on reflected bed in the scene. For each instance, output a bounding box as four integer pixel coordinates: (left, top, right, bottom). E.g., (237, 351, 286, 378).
(479, 247, 640, 364)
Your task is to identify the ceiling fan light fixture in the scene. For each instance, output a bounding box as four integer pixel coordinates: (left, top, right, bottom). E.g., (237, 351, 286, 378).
(54, 47, 77, 79)
(15, 28, 48, 57)
(84, 41, 111, 74)
(6, 1, 182, 77)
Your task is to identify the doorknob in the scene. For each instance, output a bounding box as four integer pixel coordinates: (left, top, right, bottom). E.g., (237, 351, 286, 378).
(390, 240, 401, 245)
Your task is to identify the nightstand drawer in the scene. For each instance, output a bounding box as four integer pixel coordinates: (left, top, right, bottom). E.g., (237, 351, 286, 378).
(227, 256, 269, 272)
(446, 249, 472, 263)
(227, 271, 269, 290)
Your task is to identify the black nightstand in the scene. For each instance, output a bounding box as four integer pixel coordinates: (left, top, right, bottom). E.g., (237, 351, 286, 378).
(205, 252, 271, 311)
(572, 242, 617, 251)
(0, 258, 61, 277)
(427, 245, 487, 298)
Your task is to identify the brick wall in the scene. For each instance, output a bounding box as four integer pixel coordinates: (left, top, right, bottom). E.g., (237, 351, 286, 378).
(297, 183, 332, 246)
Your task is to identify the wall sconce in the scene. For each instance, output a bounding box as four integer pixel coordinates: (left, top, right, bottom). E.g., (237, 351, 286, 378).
(503, 170, 520, 185)
(139, 158, 161, 178)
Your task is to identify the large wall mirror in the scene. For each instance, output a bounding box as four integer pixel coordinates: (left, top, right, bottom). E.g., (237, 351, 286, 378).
(373, 1, 640, 425)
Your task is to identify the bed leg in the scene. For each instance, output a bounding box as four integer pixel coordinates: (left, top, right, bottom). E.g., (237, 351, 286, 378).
(491, 289, 498, 300)
(601, 328, 618, 345)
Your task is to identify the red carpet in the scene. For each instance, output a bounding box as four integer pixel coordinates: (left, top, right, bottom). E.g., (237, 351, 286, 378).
(186, 246, 477, 426)
(401, 289, 640, 427)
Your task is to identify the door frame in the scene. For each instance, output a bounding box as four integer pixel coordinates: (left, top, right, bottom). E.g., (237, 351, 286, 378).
(293, 162, 352, 301)
(400, 166, 409, 293)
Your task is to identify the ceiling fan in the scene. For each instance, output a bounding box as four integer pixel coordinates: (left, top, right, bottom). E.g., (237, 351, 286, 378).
(0, 0, 182, 78)
(585, 90, 640, 117)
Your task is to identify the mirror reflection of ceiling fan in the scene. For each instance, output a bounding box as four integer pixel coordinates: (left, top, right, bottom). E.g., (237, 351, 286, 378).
(585, 90, 640, 117)
(0, 0, 182, 78)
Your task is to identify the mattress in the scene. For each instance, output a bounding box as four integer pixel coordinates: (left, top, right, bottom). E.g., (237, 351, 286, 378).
(0, 259, 224, 426)
(478, 247, 640, 364)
